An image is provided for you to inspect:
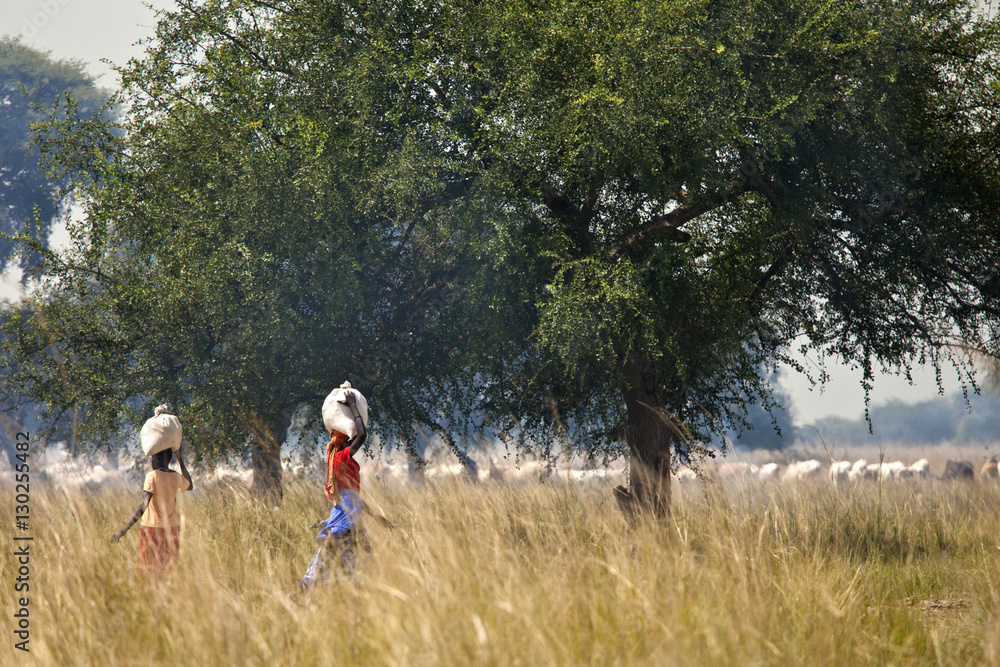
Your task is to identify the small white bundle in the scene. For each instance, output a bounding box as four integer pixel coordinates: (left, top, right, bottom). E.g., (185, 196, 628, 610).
(140, 404, 183, 456)
(321, 381, 369, 437)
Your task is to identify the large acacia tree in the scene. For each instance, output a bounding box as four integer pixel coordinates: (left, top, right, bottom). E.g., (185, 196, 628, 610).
(4, 0, 1000, 510)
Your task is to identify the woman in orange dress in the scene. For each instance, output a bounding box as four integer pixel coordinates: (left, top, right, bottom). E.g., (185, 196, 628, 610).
(111, 446, 193, 569)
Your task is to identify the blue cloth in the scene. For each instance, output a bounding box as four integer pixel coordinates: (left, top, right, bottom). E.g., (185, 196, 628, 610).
(300, 537, 358, 589)
(315, 489, 362, 539)
(300, 490, 364, 589)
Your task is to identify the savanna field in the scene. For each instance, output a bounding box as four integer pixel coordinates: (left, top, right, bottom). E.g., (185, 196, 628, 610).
(4, 453, 1000, 666)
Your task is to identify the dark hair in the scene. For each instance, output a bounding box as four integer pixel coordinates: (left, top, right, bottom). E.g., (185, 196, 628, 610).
(151, 449, 174, 469)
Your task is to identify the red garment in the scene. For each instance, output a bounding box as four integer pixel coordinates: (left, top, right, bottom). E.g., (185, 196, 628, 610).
(325, 430, 360, 499)
(138, 525, 180, 569)
(332, 446, 361, 493)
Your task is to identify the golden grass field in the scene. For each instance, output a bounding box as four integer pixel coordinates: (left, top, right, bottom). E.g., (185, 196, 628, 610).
(4, 461, 1000, 666)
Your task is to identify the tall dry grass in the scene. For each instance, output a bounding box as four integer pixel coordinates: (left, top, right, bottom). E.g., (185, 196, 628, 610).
(3, 472, 1000, 665)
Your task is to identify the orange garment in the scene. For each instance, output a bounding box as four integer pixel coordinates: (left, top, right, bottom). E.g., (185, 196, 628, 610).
(325, 430, 360, 499)
(141, 470, 191, 528)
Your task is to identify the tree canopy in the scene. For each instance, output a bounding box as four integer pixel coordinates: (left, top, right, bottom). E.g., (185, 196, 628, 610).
(3, 0, 1000, 509)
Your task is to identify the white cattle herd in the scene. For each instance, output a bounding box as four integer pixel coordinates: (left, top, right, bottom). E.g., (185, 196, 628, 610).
(8, 444, 1000, 490)
(683, 458, 932, 486)
(675, 456, 998, 486)
(368, 455, 996, 488)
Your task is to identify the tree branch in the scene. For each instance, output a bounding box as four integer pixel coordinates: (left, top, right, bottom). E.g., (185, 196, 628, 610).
(543, 186, 594, 256)
(612, 180, 750, 255)
(747, 239, 797, 304)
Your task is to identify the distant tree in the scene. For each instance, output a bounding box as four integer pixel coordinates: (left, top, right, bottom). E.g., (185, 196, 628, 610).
(0, 37, 112, 272)
(872, 399, 964, 445)
(804, 393, 1000, 446)
(3, 1, 1000, 513)
(716, 369, 798, 451)
(953, 394, 1000, 444)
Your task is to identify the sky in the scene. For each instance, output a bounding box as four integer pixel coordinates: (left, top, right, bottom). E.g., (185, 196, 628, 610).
(0, 0, 977, 427)
(1, 0, 172, 86)
(777, 353, 963, 427)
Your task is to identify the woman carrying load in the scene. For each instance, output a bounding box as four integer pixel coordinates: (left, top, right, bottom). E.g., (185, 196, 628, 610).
(111, 405, 193, 570)
(300, 382, 390, 589)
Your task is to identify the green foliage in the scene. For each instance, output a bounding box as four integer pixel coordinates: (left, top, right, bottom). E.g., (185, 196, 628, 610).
(2, 0, 1000, 474)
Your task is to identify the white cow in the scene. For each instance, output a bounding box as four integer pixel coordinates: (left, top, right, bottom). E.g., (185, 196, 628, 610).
(497, 461, 551, 484)
(907, 458, 931, 478)
(424, 463, 467, 480)
(782, 459, 823, 482)
(758, 462, 783, 481)
(866, 461, 905, 481)
(674, 467, 698, 484)
(848, 459, 870, 483)
(557, 469, 615, 484)
(716, 462, 760, 480)
(862, 461, 906, 482)
(829, 461, 852, 488)
(675, 467, 699, 483)
(367, 462, 419, 485)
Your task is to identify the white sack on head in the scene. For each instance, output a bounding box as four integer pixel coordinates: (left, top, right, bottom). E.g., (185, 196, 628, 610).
(140, 404, 183, 456)
(322, 381, 369, 438)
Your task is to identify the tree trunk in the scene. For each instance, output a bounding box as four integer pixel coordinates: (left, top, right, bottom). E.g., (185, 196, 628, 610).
(616, 360, 673, 519)
(251, 411, 290, 501)
(452, 442, 480, 482)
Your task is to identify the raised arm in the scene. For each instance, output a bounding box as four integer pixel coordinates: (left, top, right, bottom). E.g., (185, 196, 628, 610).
(339, 392, 367, 457)
(111, 491, 152, 543)
(361, 500, 393, 530)
(177, 446, 194, 491)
